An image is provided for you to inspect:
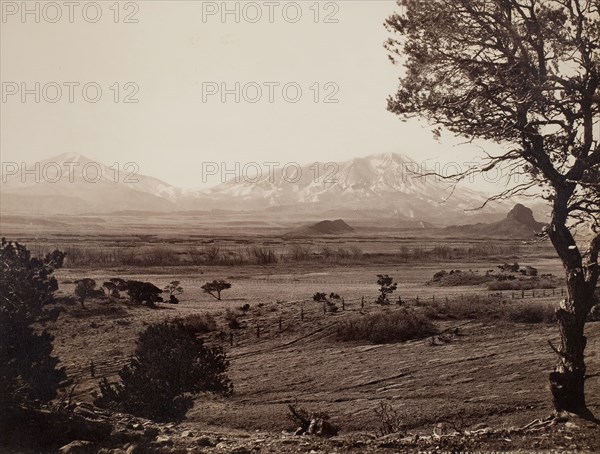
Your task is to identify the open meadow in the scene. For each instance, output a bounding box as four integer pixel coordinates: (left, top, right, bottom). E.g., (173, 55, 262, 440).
(2, 217, 599, 452)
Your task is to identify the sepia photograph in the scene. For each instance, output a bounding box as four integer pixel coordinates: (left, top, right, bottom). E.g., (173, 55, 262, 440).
(0, 1, 599, 452)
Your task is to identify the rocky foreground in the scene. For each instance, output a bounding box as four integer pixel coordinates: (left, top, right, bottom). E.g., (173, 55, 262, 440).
(4, 402, 598, 454)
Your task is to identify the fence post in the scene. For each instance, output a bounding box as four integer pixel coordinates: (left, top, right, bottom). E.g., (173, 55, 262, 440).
(256, 325, 260, 338)
(342, 298, 345, 311)
(301, 304, 304, 321)
(361, 297, 364, 309)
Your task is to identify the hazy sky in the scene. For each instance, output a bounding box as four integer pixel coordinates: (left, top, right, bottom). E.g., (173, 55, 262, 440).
(1, 0, 508, 190)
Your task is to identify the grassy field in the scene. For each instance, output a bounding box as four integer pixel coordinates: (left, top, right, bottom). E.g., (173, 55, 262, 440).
(4, 224, 599, 450)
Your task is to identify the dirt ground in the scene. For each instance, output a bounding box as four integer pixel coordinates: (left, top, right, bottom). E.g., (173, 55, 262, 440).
(40, 258, 600, 442)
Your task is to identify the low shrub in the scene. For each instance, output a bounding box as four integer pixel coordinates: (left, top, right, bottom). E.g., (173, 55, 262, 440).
(325, 300, 339, 313)
(521, 266, 538, 276)
(224, 309, 242, 330)
(423, 294, 501, 320)
(374, 401, 404, 436)
(74, 278, 104, 307)
(505, 304, 556, 324)
(313, 292, 327, 302)
(228, 319, 242, 330)
(337, 309, 436, 344)
(288, 404, 339, 437)
(487, 276, 558, 291)
(429, 270, 494, 287)
(429, 268, 559, 290)
(498, 262, 520, 272)
(422, 295, 556, 324)
(177, 313, 217, 334)
(126, 281, 164, 307)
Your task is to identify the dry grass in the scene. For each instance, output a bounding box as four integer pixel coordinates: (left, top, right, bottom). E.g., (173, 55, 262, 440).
(421, 295, 556, 324)
(336, 308, 437, 343)
(175, 313, 218, 334)
(420, 294, 502, 320)
(505, 304, 556, 324)
(18, 228, 548, 269)
(14, 231, 594, 445)
(487, 277, 559, 291)
(429, 270, 495, 286)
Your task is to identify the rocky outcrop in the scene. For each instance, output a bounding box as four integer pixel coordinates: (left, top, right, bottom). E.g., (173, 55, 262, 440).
(443, 204, 547, 238)
(286, 219, 355, 237)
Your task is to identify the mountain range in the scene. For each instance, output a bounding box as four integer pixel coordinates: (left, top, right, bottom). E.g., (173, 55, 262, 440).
(0, 152, 538, 226)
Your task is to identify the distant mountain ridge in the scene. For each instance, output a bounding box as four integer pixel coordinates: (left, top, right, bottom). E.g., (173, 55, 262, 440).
(1, 153, 181, 214)
(1, 152, 528, 225)
(185, 152, 500, 219)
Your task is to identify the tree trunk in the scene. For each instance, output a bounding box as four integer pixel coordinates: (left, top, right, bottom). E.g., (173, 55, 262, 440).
(545, 201, 597, 417)
(550, 309, 586, 413)
(550, 270, 595, 416)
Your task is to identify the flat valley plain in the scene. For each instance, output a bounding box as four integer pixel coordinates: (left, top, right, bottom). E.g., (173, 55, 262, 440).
(1, 214, 599, 452)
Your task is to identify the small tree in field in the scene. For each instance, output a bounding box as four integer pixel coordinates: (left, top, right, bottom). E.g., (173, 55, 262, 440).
(94, 321, 232, 421)
(312, 292, 328, 302)
(386, 0, 599, 415)
(201, 280, 231, 301)
(111, 278, 128, 291)
(103, 278, 128, 300)
(103, 281, 119, 300)
(164, 280, 183, 304)
(126, 280, 164, 307)
(376, 275, 398, 305)
(74, 278, 98, 307)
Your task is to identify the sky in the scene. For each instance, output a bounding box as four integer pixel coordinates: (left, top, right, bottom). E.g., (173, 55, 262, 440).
(1, 0, 509, 190)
